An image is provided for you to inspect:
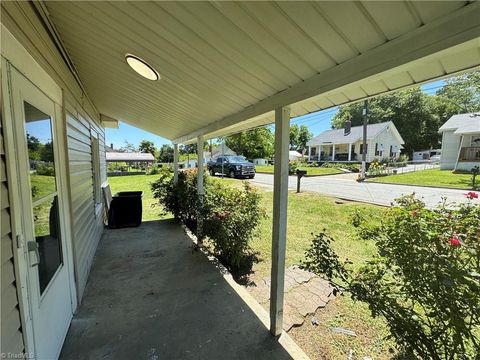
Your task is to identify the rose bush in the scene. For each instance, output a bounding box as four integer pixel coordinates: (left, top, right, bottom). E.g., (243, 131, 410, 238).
(151, 168, 265, 270)
(301, 193, 480, 359)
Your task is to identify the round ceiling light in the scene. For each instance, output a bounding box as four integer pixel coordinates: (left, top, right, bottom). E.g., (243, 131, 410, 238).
(125, 54, 160, 81)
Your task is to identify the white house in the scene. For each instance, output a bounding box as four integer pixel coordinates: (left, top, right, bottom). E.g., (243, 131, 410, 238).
(307, 121, 404, 163)
(289, 150, 303, 161)
(253, 158, 269, 166)
(438, 113, 480, 171)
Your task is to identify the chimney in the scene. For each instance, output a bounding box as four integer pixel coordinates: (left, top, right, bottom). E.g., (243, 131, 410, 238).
(344, 120, 351, 136)
(111, 143, 114, 149)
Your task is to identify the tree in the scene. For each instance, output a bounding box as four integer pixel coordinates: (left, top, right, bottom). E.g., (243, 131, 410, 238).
(434, 72, 480, 124)
(158, 144, 174, 163)
(118, 140, 136, 153)
(296, 125, 312, 153)
(138, 140, 156, 156)
(224, 127, 274, 160)
(39, 141, 54, 162)
(331, 88, 439, 156)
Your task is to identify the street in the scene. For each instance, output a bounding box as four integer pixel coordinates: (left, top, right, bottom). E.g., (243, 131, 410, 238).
(248, 173, 474, 208)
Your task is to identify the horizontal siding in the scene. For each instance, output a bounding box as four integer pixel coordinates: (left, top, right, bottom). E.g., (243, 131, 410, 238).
(66, 111, 105, 300)
(0, 120, 25, 354)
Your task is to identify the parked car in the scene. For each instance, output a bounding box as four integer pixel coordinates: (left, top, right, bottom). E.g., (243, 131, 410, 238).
(208, 155, 255, 179)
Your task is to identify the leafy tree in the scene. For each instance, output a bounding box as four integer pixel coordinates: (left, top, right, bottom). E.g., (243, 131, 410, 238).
(297, 125, 312, 153)
(138, 140, 156, 157)
(224, 127, 274, 160)
(331, 88, 439, 155)
(118, 140, 137, 153)
(158, 144, 174, 163)
(434, 72, 480, 124)
(27, 133, 41, 160)
(39, 141, 54, 162)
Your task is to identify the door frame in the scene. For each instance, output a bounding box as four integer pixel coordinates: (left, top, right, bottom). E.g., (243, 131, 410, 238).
(1, 26, 77, 357)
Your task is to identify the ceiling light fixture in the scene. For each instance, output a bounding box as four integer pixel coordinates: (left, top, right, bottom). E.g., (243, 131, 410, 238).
(125, 54, 160, 81)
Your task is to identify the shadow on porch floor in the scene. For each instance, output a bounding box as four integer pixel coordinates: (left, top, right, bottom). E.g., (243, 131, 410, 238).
(60, 219, 304, 360)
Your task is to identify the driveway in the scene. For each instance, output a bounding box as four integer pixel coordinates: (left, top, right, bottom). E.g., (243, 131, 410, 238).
(249, 173, 474, 208)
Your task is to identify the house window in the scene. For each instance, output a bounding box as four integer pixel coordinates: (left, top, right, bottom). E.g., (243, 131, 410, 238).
(390, 145, 393, 157)
(91, 131, 102, 213)
(375, 143, 382, 156)
(359, 143, 368, 154)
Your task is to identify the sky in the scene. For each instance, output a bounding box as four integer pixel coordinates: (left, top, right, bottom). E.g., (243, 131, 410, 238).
(106, 79, 446, 149)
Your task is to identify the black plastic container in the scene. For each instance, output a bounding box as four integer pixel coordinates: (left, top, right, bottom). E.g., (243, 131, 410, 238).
(108, 191, 143, 228)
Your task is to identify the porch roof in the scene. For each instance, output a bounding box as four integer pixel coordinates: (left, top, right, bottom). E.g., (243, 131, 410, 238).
(37, 1, 480, 143)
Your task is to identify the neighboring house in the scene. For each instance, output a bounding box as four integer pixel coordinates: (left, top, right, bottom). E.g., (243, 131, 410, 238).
(253, 158, 269, 166)
(179, 159, 198, 169)
(205, 143, 236, 161)
(289, 150, 303, 161)
(438, 113, 480, 171)
(413, 149, 442, 162)
(307, 121, 404, 163)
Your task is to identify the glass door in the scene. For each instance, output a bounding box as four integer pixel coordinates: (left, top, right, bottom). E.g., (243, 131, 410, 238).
(11, 68, 73, 360)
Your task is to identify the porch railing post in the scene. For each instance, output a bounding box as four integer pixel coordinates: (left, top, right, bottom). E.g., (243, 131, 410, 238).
(173, 143, 179, 184)
(270, 106, 290, 336)
(197, 135, 205, 241)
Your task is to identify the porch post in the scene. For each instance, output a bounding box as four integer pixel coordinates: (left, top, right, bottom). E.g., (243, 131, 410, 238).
(197, 135, 205, 240)
(332, 144, 336, 161)
(173, 143, 179, 184)
(270, 106, 290, 336)
(308, 146, 311, 161)
(318, 145, 321, 161)
(348, 143, 352, 162)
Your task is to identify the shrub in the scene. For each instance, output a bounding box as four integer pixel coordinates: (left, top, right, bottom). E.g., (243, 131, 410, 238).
(151, 169, 265, 270)
(301, 194, 480, 359)
(320, 162, 360, 173)
(35, 163, 55, 176)
(289, 161, 299, 175)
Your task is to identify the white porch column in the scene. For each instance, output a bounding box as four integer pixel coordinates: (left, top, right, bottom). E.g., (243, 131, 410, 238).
(308, 146, 311, 161)
(197, 135, 205, 240)
(173, 143, 179, 184)
(270, 106, 290, 336)
(332, 144, 336, 161)
(318, 145, 321, 161)
(348, 143, 352, 162)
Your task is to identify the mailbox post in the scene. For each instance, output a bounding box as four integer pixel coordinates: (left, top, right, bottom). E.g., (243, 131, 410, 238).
(296, 169, 307, 193)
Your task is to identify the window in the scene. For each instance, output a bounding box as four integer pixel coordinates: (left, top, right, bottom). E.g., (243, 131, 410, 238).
(390, 145, 393, 157)
(359, 143, 368, 154)
(91, 131, 102, 213)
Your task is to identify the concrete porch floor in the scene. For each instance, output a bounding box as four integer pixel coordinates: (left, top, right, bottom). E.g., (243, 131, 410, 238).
(60, 220, 306, 360)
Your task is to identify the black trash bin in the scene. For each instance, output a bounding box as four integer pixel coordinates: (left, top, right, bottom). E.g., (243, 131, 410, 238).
(108, 191, 143, 228)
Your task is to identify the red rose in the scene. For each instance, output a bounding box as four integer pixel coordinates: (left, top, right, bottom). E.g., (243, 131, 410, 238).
(449, 237, 461, 246)
(464, 192, 479, 199)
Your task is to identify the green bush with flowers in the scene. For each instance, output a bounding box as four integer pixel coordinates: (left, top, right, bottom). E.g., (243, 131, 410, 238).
(301, 192, 480, 359)
(151, 168, 265, 271)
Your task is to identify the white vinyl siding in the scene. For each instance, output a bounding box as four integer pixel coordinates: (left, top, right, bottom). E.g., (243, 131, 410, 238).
(2, 1, 106, 304)
(1, 113, 25, 355)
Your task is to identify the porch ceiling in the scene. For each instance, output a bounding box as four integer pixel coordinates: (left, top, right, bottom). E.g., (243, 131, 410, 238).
(43, 1, 480, 143)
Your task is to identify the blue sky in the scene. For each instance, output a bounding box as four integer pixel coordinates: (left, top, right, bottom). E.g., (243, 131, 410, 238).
(106, 79, 446, 149)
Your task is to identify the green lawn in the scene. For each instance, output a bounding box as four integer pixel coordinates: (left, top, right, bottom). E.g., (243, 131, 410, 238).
(107, 174, 171, 221)
(30, 174, 56, 202)
(109, 174, 394, 359)
(368, 168, 474, 189)
(255, 165, 342, 176)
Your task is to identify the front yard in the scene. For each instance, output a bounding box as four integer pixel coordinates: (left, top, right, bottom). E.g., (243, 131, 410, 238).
(367, 168, 475, 189)
(255, 164, 342, 176)
(109, 174, 394, 359)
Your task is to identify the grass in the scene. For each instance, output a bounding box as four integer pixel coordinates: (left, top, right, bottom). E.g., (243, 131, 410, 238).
(107, 174, 171, 221)
(108, 174, 395, 359)
(368, 168, 474, 189)
(255, 165, 342, 176)
(30, 174, 56, 202)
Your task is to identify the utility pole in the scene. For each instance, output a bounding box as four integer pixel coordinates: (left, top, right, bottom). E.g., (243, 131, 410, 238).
(361, 99, 368, 179)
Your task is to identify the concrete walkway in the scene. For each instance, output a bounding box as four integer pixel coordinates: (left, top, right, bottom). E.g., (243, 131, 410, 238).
(249, 173, 474, 208)
(60, 220, 307, 360)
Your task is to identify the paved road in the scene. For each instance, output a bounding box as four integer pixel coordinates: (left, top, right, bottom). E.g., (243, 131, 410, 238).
(248, 173, 475, 208)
